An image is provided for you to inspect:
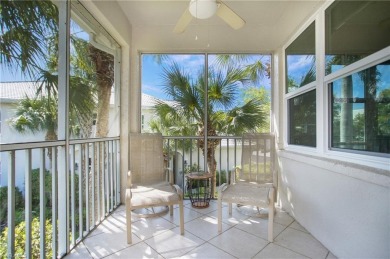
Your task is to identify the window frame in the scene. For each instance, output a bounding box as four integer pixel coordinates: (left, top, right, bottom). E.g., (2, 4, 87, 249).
(325, 47, 390, 158)
(283, 0, 390, 168)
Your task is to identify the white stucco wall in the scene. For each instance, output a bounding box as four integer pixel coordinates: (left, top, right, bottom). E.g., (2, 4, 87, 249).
(277, 151, 389, 258)
(0, 102, 50, 188)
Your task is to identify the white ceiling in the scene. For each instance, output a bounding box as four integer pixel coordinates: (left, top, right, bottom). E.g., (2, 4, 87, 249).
(117, 0, 325, 52)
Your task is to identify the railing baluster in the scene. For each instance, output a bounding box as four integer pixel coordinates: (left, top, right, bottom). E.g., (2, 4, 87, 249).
(227, 138, 230, 184)
(25, 149, 32, 258)
(97, 142, 101, 221)
(116, 140, 120, 206)
(52, 147, 58, 258)
(110, 141, 114, 211)
(40, 148, 46, 259)
(219, 138, 222, 185)
(101, 142, 106, 217)
(78, 144, 83, 238)
(7, 151, 15, 258)
(85, 143, 90, 231)
(70, 145, 76, 246)
(91, 143, 95, 225)
(105, 141, 109, 214)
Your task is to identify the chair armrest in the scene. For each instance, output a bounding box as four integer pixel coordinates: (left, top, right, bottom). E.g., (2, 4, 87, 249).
(172, 184, 183, 198)
(218, 183, 228, 197)
(127, 171, 132, 188)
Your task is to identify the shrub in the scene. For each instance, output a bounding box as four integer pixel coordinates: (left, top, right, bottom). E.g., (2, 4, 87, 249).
(0, 217, 53, 258)
(0, 186, 24, 228)
(31, 169, 52, 211)
(216, 170, 231, 186)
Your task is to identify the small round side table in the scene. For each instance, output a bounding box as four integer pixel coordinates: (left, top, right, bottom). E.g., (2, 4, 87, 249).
(186, 172, 213, 208)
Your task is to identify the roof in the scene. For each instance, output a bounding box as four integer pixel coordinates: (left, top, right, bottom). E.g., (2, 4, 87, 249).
(0, 81, 47, 101)
(0, 81, 168, 107)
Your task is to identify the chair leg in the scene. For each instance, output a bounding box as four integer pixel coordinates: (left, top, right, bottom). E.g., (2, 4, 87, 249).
(169, 205, 174, 216)
(126, 206, 132, 244)
(228, 203, 232, 215)
(179, 200, 184, 235)
(218, 196, 222, 232)
(268, 188, 275, 242)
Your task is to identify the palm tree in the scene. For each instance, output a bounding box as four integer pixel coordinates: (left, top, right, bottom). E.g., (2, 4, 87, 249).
(1, 0, 114, 140)
(151, 62, 266, 195)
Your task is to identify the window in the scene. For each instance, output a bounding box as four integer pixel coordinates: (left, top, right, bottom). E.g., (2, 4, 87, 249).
(330, 60, 390, 154)
(325, 1, 390, 75)
(70, 1, 120, 139)
(285, 21, 316, 147)
(288, 90, 316, 147)
(286, 22, 316, 93)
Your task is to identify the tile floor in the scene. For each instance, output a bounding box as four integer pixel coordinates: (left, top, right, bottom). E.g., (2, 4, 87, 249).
(65, 200, 336, 258)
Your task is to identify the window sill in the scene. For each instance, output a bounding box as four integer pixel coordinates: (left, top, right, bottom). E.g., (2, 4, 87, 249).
(278, 148, 390, 188)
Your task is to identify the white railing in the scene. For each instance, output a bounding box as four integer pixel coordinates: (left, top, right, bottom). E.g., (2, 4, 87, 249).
(0, 137, 120, 258)
(163, 136, 243, 195)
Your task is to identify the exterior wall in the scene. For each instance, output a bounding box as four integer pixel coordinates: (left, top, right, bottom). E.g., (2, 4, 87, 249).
(277, 151, 389, 258)
(0, 102, 50, 188)
(274, 1, 390, 258)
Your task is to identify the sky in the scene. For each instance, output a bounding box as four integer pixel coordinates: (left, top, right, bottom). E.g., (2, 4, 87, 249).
(141, 54, 272, 101)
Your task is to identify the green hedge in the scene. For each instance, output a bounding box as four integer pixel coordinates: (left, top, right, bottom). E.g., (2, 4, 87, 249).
(0, 218, 53, 258)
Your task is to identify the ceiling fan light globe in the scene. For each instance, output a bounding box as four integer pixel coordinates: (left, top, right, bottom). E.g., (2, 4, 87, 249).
(189, 0, 217, 19)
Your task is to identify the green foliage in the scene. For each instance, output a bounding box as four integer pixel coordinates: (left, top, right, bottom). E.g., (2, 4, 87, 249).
(0, 186, 24, 227)
(0, 218, 53, 258)
(216, 170, 231, 186)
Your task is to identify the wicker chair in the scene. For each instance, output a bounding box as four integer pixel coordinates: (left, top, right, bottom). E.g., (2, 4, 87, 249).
(126, 133, 184, 244)
(218, 133, 276, 242)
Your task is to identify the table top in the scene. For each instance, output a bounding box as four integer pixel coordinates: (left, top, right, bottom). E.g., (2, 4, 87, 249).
(186, 172, 213, 180)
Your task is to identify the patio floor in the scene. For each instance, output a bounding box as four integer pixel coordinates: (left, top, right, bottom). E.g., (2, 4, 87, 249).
(65, 200, 336, 258)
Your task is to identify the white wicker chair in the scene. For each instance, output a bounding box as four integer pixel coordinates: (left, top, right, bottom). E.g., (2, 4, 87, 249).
(218, 133, 276, 242)
(126, 133, 184, 244)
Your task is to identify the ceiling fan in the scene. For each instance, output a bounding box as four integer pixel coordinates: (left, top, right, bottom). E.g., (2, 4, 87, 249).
(173, 0, 245, 34)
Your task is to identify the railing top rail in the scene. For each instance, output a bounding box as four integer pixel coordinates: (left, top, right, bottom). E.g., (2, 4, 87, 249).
(0, 140, 66, 152)
(0, 136, 120, 152)
(162, 135, 242, 140)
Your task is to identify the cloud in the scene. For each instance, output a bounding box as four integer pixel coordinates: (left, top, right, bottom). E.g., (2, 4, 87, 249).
(142, 83, 163, 94)
(287, 55, 314, 72)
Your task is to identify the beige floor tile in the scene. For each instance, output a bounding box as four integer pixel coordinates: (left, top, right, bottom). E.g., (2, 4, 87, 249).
(185, 200, 219, 215)
(178, 242, 236, 259)
(162, 206, 203, 225)
(209, 227, 269, 258)
(326, 251, 338, 259)
(184, 215, 232, 241)
(83, 230, 141, 258)
(235, 217, 287, 241)
(144, 227, 205, 258)
(290, 221, 309, 233)
(254, 243, 309, 258)
(207, 203, 251, 226)
(104, 242, 163, 259)
(274, 209, 295, 226)
(275, 228, 328, 259)
(132, 217, 176, 240)
(88, 215, 127, 238)
(65, 242, 93, 259)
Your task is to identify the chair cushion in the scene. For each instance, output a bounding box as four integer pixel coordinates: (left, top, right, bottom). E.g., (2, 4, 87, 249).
(130, 182, 180, 208)
(221, 182, 270, 207)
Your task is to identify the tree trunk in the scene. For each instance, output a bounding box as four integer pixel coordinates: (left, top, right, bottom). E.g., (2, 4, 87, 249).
(45, 129, 57, 161)
(198, 124, 220, 197)
(89, 45, 114, 138)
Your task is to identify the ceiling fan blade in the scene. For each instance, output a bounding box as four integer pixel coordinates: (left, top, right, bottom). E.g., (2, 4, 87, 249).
(216, 1, 245, 30)
(173, 8, 193, 34)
